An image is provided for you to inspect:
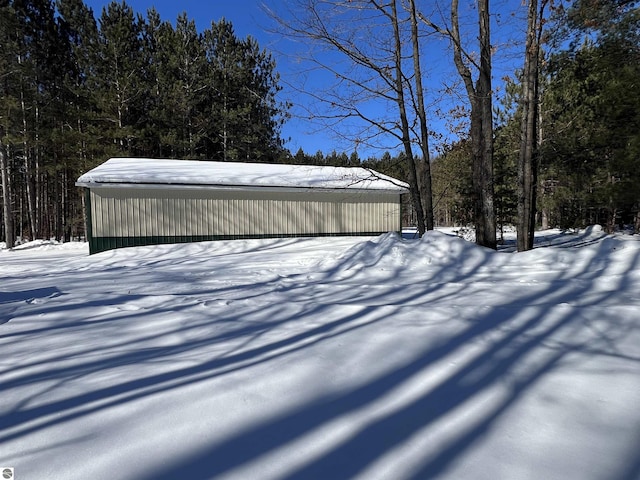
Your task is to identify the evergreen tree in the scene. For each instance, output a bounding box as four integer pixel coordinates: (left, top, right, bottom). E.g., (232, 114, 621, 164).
(0, 0, 19, 246)
(494, 76, 522, 239)
(203, 19, 287, 162)
(94, 0, 146, 154)
(157, 12, 207, 159)
(430, 141, 474, 228)
(9, 0, 70, 240)
(542, 0, 640, 230)
(0, 1, 290, 243)
(56, 0, 101, 238)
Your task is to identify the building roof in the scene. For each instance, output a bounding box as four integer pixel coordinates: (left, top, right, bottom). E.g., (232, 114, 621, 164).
(76, 158, 409, 193)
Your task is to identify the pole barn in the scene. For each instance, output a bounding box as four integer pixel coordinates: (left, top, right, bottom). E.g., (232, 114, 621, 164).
(76, 158, 409, 254)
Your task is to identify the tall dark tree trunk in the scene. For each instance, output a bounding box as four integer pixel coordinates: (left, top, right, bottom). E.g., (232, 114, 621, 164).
(409, 0, 434, 232)
(1, 143, 15, 249)
(448, 0, 495, 248)
(517, 0, 545, 251)
(391, 0, 426, 236)
(420, 0, 495, 247)
(474, 0, 496, 249)
(19, 68, 37, 240)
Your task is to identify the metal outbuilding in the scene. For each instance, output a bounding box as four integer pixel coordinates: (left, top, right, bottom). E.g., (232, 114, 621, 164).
(76, 158, 409, 254)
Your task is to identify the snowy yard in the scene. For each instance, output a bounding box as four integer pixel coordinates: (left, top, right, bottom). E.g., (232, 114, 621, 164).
(1, 227, 640, 480)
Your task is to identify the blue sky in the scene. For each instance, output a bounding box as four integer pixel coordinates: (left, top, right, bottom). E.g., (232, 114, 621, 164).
(83, 0, 529, 159)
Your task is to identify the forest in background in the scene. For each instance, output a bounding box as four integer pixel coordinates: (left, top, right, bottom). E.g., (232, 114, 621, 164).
(1, 0, 639, 246)
(0, 0, 289, 243)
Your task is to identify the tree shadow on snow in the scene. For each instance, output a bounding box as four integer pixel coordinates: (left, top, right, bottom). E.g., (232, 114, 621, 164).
(134, 236, 640, 480)
(0, 286, 62, 306)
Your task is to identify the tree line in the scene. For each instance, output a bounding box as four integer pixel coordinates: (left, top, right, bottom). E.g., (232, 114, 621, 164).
(494, 0, 640, 236)
(1, 0, 289, 247)
(2, 0, 639, 250)
(419, 0, 640, 241)
(276, 0, 640, 248)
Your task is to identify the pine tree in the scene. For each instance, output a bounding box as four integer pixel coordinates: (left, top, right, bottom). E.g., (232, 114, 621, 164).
(203, 19, 287, 162)
(57, 0, 102, 239)
(1, 1, 290, 243)
(142, 7, 175, 157)
(0, 0, 18, 246)
(94, 0, 147, 154)
(542, 0, 640, 230)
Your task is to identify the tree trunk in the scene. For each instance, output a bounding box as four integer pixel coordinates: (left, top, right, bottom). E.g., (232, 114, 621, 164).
(420, 0, 496, 247)
(1, 144, 15, 249)
(475, 0, 496, 249)
(446, 0, 496, 249)
(469, 98, 496, 248)
(34, 103, 42, 239)
(541, 208, 549, 230)
(391, 0, 425, 236)
(409, 0, 434, 231)
(517, 0, 542, 251)
(20, 79, 37, 240)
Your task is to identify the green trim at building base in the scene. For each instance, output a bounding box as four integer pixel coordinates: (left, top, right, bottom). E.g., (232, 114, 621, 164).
(88, 232, 398, 254)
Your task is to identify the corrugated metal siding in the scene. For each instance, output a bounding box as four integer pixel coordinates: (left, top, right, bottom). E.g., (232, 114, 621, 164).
(89, 187, 401, 246)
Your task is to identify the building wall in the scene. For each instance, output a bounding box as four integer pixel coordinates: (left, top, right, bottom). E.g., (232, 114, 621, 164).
(87, 186, 402, 253)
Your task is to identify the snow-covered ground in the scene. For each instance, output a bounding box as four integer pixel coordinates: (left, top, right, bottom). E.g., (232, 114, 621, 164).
(1, 227, 639, 480)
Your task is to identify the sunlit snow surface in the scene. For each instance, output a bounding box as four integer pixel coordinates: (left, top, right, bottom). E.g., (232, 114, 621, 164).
(1, 227, 639, 480)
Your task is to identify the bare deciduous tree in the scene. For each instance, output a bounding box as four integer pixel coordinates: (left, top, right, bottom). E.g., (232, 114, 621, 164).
(407, 0, 434, 231)
(420, 0, 496, 249)
(268, 0, 434, 235)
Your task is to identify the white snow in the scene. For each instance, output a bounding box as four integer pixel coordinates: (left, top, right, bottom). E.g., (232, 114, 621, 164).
(75, 158, 409, 192)
(1, 228, 640, 480)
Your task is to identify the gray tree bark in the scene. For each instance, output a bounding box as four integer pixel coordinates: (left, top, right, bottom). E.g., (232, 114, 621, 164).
(420, 0, 496, 248)
(517, 0, 546, 251)
(1, 143, 15, 249)
(389, 0, 426, 235)
(408, 0, 434, 232)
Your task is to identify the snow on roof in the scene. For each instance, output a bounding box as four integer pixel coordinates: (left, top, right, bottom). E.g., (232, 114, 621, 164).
(76, 158, 409, 193)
